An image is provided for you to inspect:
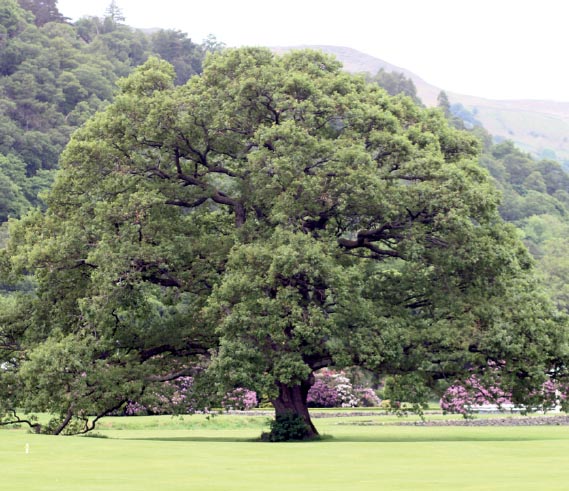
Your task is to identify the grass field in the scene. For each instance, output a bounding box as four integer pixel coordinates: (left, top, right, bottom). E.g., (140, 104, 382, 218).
(3, 413, 569, 490)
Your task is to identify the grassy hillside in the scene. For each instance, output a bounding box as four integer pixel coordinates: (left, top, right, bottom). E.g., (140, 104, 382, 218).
(277, 46, 569, 165)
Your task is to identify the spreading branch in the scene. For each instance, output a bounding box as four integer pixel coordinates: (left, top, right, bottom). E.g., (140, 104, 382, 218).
(0, 410, 42, 433)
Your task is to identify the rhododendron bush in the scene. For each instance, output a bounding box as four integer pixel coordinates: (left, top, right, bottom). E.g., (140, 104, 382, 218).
(307, 369, 381, 408)
(440, 375, 513, 416)
(126, 376, 197, 415)
(126, 377, 258, 415)
(222, 388, 258, 411)
(441, 374, 569, 416)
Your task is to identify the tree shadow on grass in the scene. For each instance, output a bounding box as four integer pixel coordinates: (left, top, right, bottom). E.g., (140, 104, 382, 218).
(119, 433, 565, 443)
(329, 435, 560, 443)
(123, 436, 258, 443)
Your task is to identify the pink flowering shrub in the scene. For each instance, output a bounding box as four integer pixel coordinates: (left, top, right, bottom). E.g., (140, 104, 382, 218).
(354, 387, 382, 407)
(222, 388, 258, 410)
(307, 369, 381, 408)
(126, 376, 196, 415)
(307, 379, 339, 407)
(126, 379, 259, 415)
(440, 375, 512, 415)
(124, 401, 146, 416)
(441, 375, 568, 416)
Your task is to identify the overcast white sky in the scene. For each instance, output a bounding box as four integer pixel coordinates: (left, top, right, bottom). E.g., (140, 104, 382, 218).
(57, 0, 569, 102)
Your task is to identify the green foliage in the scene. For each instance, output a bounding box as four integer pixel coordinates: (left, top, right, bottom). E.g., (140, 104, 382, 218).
(150, 29, 204, 85)
(369, 68, 422, 106)
(0, 1, 210, 224)
(383, 373, 430, 414)
(105, 0, 125, 25)
(0, 169, 28, 222)
(437, 90, 451, 117)
(523, 171, 547, 193)
(477, 139, 569, 222)
(463, 124, 569, 316)
(262, 411, 312, 442)
(17, 0, 65, 26)
(0, 0, 31, 39)
(2, 48, 566, 437)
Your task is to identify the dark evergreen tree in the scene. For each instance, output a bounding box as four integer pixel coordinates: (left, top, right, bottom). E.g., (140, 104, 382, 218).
(17, 0, 65, 26)
(437, 90, 451, 117)
(104, 0, 125, 24)
(150, 29, 203, 84)
(370, 68, 422, 106)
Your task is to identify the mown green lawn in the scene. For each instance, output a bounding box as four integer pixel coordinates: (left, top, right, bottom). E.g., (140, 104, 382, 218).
(3, 414, 569, 490)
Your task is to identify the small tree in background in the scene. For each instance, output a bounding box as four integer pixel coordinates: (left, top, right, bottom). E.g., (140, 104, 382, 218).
(105, 0, 125, 23)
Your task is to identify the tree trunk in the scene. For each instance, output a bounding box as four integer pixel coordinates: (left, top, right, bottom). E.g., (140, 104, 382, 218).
(271, 377, 318, 439)
(52, 407, 74, 435)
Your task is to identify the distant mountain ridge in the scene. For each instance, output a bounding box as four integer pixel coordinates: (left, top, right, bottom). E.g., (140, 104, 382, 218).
(273, 46, 569, 164)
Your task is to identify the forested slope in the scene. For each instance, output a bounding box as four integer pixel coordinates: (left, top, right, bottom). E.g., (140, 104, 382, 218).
(0, 0, 214, 224)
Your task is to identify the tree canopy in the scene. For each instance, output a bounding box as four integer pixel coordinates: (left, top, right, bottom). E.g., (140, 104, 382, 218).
(2, 48, 567, 438)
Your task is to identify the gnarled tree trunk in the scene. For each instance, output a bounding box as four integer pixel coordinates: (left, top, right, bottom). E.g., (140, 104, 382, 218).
(271, 376, 318, 439)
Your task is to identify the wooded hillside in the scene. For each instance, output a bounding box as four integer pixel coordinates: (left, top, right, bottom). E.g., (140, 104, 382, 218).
(0, 0, 215, 224)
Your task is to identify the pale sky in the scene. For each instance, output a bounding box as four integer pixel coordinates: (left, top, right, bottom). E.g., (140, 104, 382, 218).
(57, 0, 569, 102)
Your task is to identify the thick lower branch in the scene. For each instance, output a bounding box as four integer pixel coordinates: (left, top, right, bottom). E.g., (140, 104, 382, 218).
(145, 368, 196, 383)
(139, 343, 210, 362)
(338, 237, 401, 258)
(77, 399, 128, 435)
(0, 410, 42, 433)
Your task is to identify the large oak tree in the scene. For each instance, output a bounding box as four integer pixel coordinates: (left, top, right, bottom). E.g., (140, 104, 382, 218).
(2, 49, 567, 438)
